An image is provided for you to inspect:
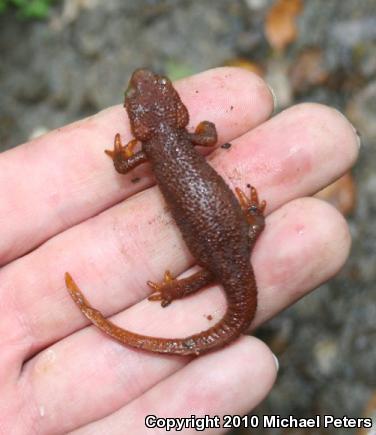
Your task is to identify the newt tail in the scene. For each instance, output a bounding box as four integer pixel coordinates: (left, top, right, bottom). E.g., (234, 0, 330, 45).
(65, 69, 265, 356)
(65, 267, 257, 356)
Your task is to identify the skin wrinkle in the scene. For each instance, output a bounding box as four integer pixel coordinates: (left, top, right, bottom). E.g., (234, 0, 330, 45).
(109, 194, 190, 305)
(0, 271, 35, 376)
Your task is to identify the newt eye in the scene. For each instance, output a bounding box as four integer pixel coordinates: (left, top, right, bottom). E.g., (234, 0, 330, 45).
(125, 85, 136, 99)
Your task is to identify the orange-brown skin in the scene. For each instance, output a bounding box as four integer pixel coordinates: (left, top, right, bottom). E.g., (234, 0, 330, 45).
(65, 69, 266, 356)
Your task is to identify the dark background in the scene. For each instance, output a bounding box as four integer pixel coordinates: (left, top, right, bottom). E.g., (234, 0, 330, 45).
(1, 1, 375, 433)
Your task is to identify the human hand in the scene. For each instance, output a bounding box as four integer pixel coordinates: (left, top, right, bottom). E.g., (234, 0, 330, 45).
(0, 67, 358, 434)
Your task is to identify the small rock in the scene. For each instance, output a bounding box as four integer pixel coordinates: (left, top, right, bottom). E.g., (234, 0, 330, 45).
(315, 172, 357, 216)
(264, 0, 303, 52)
(29, 126, 49, 140)
(290, 47, 329, 94)
(225, 58, 264, 77)
(357, 392, 376, 435)
(330, 17, 376, 49)
(244, 0, 269, 10)
(314, 338, 338, 376)
(347, 81, 376, 142)
(265, 58, 293, 108)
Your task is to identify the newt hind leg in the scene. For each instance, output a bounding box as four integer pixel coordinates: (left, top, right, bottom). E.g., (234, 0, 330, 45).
(147, 268, 214, 307)
(235, 185, 266, 241)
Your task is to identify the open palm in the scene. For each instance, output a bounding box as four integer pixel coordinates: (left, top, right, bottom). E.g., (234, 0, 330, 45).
(0, 67, 358, 434)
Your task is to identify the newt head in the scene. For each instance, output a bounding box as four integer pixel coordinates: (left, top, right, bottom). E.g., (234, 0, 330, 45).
(124, 68, 189, 141)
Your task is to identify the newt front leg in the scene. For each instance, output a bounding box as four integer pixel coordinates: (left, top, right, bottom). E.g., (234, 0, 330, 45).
(189, 121, 217, 147)
(105, 133, 147, 173)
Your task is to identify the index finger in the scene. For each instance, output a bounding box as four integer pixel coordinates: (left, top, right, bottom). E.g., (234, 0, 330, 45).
(0, 67, 274, 265)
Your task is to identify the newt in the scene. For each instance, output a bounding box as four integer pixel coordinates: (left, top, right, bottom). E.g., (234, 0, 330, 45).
(65, 69, 266, 356)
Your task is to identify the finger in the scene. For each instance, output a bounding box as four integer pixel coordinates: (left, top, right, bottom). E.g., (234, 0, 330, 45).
(35, 337, 277, 434)
(222, 102, 359, 213)
(0, 67, 274, 265)
(20, 197, 348, 432)
(253, 197, 351, 323)
(74, 337, 277, 435)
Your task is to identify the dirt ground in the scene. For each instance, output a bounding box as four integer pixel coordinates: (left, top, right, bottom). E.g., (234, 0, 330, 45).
(1, 0, 375, 434)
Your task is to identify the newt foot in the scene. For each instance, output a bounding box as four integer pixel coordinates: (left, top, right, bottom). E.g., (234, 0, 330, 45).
(147, 270, 178, 307)
(105, 134, 138, 160)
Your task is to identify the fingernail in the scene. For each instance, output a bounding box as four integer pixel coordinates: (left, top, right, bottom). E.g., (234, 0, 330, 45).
(347, 118, 361, 148)
(272, 353, 279, 372)
(354, 129, 361, 148)
(267, 83, 277, 112)
(335, 108, 361, 148)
